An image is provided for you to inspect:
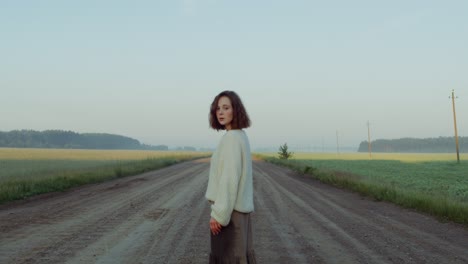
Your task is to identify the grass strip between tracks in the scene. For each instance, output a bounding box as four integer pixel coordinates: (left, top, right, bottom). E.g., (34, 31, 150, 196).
(0, 155, 208, 204)
(259, 155, 468, 227)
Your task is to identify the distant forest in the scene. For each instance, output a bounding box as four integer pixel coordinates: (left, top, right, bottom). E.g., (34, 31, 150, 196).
(358, 136, 468, 153)
(0, 130, 169, 150)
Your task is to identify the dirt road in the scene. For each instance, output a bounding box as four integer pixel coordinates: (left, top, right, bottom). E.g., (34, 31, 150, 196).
(1, 159, 467, 264)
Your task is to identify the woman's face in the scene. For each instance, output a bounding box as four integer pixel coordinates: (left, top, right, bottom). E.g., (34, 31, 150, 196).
(216, 96, 233, 130)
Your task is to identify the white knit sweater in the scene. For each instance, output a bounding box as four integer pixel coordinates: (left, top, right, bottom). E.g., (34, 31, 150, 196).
(205, 129, 254, 226)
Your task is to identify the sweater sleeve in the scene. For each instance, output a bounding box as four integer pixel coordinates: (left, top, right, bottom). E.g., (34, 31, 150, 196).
(210, 134, 242, 226)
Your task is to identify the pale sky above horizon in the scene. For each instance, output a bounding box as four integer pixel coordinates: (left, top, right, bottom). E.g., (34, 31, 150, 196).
(1, 1, 467, 151)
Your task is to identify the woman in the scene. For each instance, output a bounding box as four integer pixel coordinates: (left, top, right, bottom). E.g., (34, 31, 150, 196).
(205, 91, 256, 263)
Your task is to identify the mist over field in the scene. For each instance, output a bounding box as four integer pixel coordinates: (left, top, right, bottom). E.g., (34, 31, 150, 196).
(1, 1, 467, 150)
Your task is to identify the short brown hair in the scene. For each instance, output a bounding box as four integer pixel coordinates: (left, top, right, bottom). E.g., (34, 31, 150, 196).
(209, 91, 251, 131)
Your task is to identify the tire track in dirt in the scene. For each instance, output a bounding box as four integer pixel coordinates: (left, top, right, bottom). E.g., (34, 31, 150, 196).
(254, 163, 387, 263)
(253, 176, 321, 263)
(69, 164, 210, 264)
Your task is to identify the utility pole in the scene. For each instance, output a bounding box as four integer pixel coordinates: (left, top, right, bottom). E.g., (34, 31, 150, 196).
(450, 89, 460, 163)
(367, 121, 372, 158)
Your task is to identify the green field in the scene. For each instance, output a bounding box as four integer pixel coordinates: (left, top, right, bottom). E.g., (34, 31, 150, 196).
(259, 152, 468, 225)
(0, 148, 209, 204)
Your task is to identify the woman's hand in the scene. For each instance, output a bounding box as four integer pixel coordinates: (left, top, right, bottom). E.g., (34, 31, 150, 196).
(210, 217, 222, 235)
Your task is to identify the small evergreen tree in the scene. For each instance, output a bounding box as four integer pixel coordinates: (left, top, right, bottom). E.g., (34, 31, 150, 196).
(278, 143, 293, 160)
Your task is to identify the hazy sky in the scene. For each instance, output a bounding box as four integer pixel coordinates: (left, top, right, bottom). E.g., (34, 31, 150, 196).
(1, 1, 467, 151)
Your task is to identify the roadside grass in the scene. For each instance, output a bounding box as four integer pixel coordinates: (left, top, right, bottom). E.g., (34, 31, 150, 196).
(0, 148, 210, 204)
(257, 152, 468, 226)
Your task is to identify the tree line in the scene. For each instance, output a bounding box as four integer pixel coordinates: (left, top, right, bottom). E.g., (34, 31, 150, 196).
(0, 130, 169, 150)
(358, 136, 468, 153)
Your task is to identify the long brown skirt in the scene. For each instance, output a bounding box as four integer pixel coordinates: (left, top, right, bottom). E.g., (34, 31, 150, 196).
(209, 210, 256, 264)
